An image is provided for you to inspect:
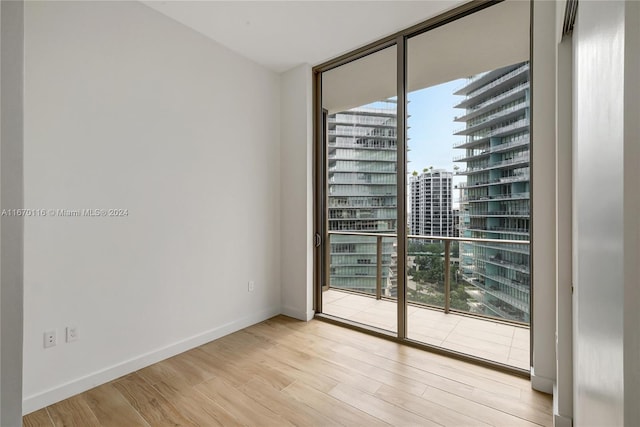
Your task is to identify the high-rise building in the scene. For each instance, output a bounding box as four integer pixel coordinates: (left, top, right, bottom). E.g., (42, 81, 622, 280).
(453, 61, 531, 322)
(327, 101, 397, 295)
(409, 170, 454, 238)
(452, 208, 460, 237)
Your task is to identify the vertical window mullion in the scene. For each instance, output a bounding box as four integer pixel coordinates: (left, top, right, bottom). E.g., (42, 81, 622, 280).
(396, 35, 408, 339)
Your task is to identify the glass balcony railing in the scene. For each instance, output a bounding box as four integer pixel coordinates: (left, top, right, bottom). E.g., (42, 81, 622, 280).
(329, 128, 397, 138)
(453, 102, 529, 136)
(461, 63, 530, 100)
(457, 180, 493, 188)
(459, 191, 530, 203)
(326, 231, 530, 325)
(329, 115, 397, 126)
(453, 135, 529, 158)
(454, 82, 530, 120)
(453, 119, 530, 148)
(455, 154, 530, 174)
(328, 232, 396, 298)
(468, 210, 529, 217)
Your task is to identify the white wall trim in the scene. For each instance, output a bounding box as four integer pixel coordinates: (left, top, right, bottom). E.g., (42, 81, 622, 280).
(531, 0, 558, 390)
(531, 367, 554, 394)
(554, 7, 574, 419)
(553, 384, 573, 427)
(554, 414, 573, 427)
(281, 305, 314, 322)
(22, 306, 280, 415)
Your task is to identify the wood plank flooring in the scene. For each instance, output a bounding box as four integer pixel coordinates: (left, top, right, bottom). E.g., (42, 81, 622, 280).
(23, 315, 552, 426)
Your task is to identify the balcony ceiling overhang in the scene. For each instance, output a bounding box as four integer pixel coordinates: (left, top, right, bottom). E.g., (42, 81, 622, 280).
(145, 1, 529, 115)
(322, 0, 529, 114)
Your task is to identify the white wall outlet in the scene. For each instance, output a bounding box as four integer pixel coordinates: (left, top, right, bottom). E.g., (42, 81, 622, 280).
(44, 331, 56, 348)
(248, 280, 255, 292)
(66, 326, 78, 343)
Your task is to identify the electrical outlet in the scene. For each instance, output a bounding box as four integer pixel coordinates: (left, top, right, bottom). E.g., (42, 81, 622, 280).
(248, 280, 255, 292)
(44, 331, 56, 348)
(66, 326, 78, 343)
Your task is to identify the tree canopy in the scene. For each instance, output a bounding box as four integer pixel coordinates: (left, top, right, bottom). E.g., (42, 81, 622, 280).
(407, 241, 469, 311)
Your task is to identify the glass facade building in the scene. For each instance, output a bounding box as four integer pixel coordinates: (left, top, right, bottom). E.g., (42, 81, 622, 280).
(453, 62, 531, 322)
(328, 101, 397, 295)
(409, 170, 454, 238)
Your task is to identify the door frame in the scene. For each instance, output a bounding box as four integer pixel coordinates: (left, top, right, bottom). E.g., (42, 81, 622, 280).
(311, 0, 532, 377)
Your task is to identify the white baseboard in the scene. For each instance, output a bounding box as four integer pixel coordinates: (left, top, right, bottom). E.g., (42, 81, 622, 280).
(531, 367, 554, 394)
(281, 305, 314, 321)
(553, 383, 573, 427)
(22, 306, 281, 415)
(554, 412, 573, 427)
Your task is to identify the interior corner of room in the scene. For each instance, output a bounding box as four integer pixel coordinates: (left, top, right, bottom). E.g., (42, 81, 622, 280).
(1, 1, 639, 426)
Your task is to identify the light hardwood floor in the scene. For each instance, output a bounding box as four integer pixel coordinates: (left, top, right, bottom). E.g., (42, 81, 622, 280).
(23, 316, 552, 427)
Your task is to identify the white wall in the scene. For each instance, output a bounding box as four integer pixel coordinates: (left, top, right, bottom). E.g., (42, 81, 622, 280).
(531, 0, 557, 394)
(572, 1, 634, 424)
(623, 2, 640, 423)
(1, 1, 25, 424)
(280, 64, 314, 321)
(554, 2, 573, 425)
(23, 1, 281, 413)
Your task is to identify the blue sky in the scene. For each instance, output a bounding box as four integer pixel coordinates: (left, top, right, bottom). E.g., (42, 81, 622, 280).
(407, 79, 467, 207)
(357, 79, 468, 208)
(407, 78, 465, 174)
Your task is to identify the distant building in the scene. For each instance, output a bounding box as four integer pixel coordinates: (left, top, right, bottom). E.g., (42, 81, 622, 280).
(409, 169, 454, 238)
(327, 101, 397, 295)
(452, 208, 460, 237)
(453, 61, 530, 322)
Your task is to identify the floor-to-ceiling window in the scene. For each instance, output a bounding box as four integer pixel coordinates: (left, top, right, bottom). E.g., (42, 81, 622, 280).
(315, 0, 531, 373)
(320, 45, 399, 333)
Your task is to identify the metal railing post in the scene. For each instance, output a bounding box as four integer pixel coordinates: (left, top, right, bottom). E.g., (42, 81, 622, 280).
(376, 236, 383, 300)
(444, 240, 451, 314)
(325, 233, 331, 291)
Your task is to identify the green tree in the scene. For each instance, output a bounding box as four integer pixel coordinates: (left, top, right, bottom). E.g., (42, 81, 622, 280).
(408, 252, 470, 311)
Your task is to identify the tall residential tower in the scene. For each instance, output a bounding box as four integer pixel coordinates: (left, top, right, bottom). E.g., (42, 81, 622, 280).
(328, 101, 397, 295)
(453, 62, 531, 322)
(409, 170, 454, 238)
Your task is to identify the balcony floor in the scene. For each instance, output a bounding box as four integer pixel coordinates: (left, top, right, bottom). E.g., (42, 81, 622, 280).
(323, 288, 529, 370)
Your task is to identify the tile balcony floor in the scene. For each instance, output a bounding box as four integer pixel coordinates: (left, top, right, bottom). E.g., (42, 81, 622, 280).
(323, 288, 530, 370)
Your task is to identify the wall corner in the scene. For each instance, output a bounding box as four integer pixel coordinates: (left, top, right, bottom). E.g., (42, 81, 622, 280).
(1, 0, 25, 422)
(531, 0, 558, 389)
(279, 63, 314, 322)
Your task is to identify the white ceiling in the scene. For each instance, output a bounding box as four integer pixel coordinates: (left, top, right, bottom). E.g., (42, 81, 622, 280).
(143, 1, 467, 73)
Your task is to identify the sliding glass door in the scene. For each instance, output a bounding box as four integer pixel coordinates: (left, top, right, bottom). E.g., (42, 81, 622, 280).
(315, 0, 531, 372)
(403, 2, 531, 369)
(320, 45, 399, 333)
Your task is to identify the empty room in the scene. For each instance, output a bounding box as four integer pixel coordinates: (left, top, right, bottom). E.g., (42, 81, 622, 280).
(0, 0, 638, 426)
